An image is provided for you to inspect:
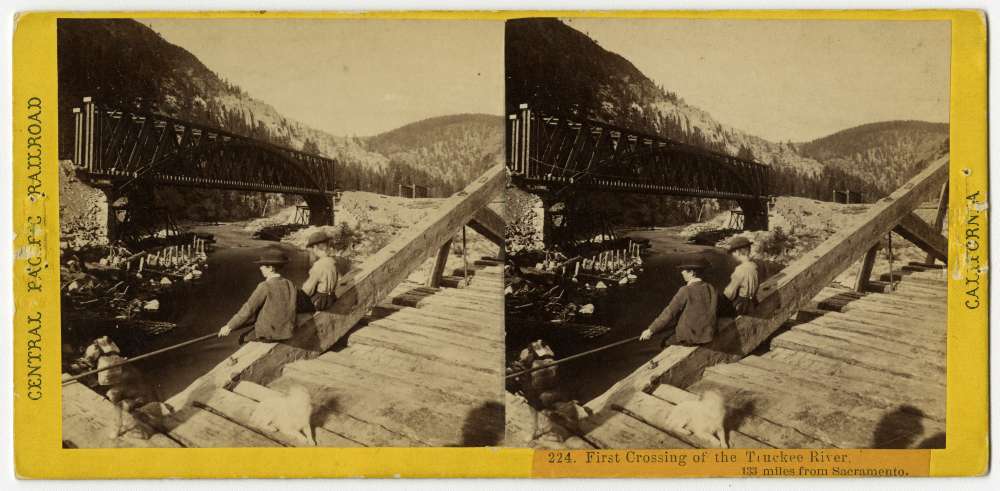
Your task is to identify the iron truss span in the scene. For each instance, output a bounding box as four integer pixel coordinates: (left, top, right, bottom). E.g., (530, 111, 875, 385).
(72, 97, 335, 197)
(506, 104, 770, 202)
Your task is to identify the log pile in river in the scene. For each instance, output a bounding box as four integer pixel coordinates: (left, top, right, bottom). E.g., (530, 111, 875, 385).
(505, 237, 650, 345)
(61, 234, 215, 371)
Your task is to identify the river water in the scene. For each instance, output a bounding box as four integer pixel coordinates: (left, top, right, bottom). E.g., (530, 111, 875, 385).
(539, 227, 752, 404)
(134, 224, 312, 399)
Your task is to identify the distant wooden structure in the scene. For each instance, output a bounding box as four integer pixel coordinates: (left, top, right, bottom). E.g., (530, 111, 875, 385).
(399, 183, 431, 198)
(832, 189, 863, 204)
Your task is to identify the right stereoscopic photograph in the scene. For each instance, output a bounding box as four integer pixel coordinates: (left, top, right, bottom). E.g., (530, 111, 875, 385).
(503, 17, 951, 450)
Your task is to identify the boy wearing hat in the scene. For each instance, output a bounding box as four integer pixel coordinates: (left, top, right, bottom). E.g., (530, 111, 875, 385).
(301, 230, 339, 311)
(639, 257, 718, 345)
(218, 249, 297, 341)
(723, 236, 759, 315)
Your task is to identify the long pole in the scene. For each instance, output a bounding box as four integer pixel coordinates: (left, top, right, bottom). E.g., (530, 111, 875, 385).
(61, 326, 252, 385)
(505, 334, 649, 380)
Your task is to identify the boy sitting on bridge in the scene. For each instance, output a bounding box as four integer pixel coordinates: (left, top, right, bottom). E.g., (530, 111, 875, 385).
(300, 230, 340, 311)
(218, 249, 297, 342)
(722, 236, 759, 316)
(639, 257, 718, 346)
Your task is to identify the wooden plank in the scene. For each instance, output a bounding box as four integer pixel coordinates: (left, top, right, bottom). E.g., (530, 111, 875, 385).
(740, 355, 945, 422)
(393, 294, 503, 315)
(652, 384, 828, 449)
(450, 266, 502, 278)
(765, 347, 947, 410)
(319, 165, 505, 350)
(194, 388, 361, 447)
(730, 156, 948, 355)
(894, 212, 948, 264)
(284, 357, 492, 406)
(581, 410, 693, 449)
(304, 350, 502, 405)
(369, 303, 502, 337)
(364, 311, 503, 344)
(613, 391, 768, 448)
(166, 341, 282, 410)
(275, 361, 504, 447)
(426, 239, 453, 288)
(819, 291, 946, 312)
(506, 391, 593, 449)
(879, 271, 948, 286)
(706, 362, 932, 428)
(231, 381, 418, 447)
(62, 381, 181, 448)
(771, 330, 945, 383)
(325, 343, 501, 398)
(359, 317, 502, 358)
(802, 308, 946, 335)
(346, 324, 501, 375)
(789, 322, 945, 364)
(468, 205, 505, 247)
(585, 345, 739, 413)
(797, 312, 946, 352)
(365, 307, 503, 341)
(818, 296, 946, 320)
(865, 283, 948, 299)
(159, 405, 280, 448)
(439, 287, 506, 303)
(693, 372, 940, 449)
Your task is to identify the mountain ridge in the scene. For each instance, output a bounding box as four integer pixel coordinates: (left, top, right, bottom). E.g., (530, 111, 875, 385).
(57, 18, 501, 197)
(506, 18, 949, 199)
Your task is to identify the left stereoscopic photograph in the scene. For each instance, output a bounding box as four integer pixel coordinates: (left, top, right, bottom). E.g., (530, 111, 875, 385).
(58, 18, 506, 448)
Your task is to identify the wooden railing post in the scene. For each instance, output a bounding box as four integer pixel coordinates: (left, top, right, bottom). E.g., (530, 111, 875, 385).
(426, 239, 453, 288)
(925, 180, 949, 264)
(854, 244, 880, 293)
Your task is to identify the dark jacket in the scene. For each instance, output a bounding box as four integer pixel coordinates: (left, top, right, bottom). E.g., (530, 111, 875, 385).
(227, 275, 297, 340)
(648, 280, 718, 344)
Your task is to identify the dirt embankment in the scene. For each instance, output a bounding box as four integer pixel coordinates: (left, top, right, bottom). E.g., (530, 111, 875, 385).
(682, 196, 946, 286)
(246, 191, 501, 280)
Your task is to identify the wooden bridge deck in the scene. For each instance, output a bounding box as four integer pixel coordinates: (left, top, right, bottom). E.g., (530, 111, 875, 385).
(575, 263, 947, 449)
(62, 259, 505, 448)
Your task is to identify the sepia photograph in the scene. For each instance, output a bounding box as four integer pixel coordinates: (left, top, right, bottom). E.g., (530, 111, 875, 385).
(503, 17, 951, 451)
(57, 17, 506, 448)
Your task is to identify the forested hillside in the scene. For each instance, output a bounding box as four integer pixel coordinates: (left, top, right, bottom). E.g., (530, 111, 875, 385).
(506, 18, 948, 204)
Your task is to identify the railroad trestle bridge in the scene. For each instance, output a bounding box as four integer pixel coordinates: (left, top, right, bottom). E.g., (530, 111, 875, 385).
(71, 97, 337, 239)
(507, 104, 772, 245)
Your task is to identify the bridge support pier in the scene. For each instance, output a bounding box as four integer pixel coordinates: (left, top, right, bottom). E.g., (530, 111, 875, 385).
(305, 195, 335, 226)
(92, 183, 126, 244)
(739, 198, 769, 231)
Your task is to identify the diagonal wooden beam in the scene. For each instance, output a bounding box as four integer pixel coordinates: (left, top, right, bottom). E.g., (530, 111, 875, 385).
(300, 165, 506, 351)
(894, 212, 948, 264)
(468, 205, 505, 247)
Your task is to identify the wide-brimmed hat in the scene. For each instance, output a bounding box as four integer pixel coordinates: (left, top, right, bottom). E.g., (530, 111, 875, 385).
(724, 236, 753, 252)
(254, 250, 289, 265)
(305, 231, 330, 248)
(676, 257, 709, 271)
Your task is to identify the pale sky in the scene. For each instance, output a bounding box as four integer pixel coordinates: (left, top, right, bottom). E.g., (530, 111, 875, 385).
(141, 19, 504, 136)
(564, 18, 951, 142)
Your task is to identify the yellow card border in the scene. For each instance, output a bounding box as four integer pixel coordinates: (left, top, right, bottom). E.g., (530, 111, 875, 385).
(12, 9, 987, 479)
